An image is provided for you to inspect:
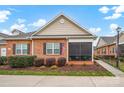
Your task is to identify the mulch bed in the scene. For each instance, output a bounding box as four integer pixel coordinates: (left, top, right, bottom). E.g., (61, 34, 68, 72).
(0, 63, 108, 72)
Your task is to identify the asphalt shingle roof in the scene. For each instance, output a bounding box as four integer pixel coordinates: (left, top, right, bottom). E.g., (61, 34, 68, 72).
(100, 36, 115, 44)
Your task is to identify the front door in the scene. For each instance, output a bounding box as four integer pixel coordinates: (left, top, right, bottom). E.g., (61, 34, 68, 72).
(1, 48, 6, 56)
(69, 42, 92, 61)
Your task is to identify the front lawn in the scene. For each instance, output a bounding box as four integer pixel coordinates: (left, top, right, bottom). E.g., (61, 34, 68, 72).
(100, 57, 124, 72)
(0, 70, 113, 76)
(0, 63, 114, 76)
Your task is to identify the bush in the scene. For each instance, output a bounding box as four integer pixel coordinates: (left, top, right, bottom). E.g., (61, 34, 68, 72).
(40, 66, 46, 69)
(119, 57, 124, 62)
(45, 58, 56, 67)
(8, 56, 36, 68)
(57, 57, 66, 67)
(34, 58, 44, 67)
(50, 65, 58, 69)
(0, 56, 7, 65)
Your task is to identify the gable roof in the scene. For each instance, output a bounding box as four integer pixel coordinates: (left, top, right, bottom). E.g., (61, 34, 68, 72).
(5, 31, 36, 39)
(101, 36, 115, 44)
(96, 36, 115, 48)
(32, 13, 95, 37)
(96, 31, 124, 48)
(0, 32, 8, 38)
(1, 14, 96, 40)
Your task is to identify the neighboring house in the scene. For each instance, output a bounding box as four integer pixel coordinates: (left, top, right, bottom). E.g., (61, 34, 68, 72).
(95, 32, 124, 57)
(0, 14, 96, 64)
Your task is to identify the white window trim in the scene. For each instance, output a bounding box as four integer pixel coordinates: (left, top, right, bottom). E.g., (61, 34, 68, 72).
(46, 43, 60, 55)
(16, 44, 28, 55)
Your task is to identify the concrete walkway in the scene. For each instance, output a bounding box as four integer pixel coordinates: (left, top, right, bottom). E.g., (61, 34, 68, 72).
(0, 75, 124, 87)
(95, 60, 124, 77)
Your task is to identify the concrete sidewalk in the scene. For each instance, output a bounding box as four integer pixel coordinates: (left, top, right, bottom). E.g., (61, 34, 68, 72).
(95, 60, 124, 77)
(0, 75, 124, 87)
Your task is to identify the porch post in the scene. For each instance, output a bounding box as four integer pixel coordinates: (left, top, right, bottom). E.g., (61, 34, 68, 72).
(92, 42, 94, 62)
(66, 38, 69, 62)
(32, 40, 34, 55)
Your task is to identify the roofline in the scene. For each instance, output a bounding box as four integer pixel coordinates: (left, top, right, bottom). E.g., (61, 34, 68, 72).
(96, 43, 116, 49)
(31, 35, 96, 40)
(0, 43, 7, 44)
(0, 33, 9, 37)
(4, 38, 31, 40)
(96, 37, 100, 48)
(31, 13, 96, 37)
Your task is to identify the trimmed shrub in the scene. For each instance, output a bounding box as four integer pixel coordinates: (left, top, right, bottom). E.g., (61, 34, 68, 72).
(40, 66, 46, 69)
(45, 58, 56, 67)
(8, 56, 36, 68)
(0, 56, 7, 65)
(34, 58, 44, 67)
(119, 57, 124, 62)
(50, 65, 58, 69)
(57, 57, 66, 67)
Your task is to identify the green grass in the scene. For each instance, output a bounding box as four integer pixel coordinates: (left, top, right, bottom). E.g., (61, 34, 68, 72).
(103, 58, 124, 72)
(0, 70, 114, 76)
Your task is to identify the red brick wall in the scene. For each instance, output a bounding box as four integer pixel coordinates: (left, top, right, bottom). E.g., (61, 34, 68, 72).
(95, 44, 116, 57)
(33, 38, 67, 59)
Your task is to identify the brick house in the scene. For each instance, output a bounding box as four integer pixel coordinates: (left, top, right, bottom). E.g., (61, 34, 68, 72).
(95, 32, 124, 57)
(0, 14, 96, 64)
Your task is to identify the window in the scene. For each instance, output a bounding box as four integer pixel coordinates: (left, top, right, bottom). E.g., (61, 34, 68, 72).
(16, 44, 28, 55)
(46, 43, 60, 55)
(112, 47, 115, 53)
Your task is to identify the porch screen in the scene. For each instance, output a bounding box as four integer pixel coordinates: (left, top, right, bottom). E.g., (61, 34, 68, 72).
(69, 42, 92, 61)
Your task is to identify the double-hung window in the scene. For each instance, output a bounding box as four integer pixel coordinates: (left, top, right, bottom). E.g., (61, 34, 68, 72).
(16, 44, 28, 55)
(46, 43, 60, 55)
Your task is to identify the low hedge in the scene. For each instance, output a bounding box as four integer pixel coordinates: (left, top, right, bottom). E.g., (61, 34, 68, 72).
(8, 56, 36, 68)
(119, 57, 124, 62)
(0, 56, 7, 65)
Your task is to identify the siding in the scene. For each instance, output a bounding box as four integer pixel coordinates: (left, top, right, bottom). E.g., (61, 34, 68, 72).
(36, 16, 90, 35)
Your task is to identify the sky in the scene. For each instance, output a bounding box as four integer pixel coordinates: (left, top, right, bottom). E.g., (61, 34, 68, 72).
(0, 5, 124, 36)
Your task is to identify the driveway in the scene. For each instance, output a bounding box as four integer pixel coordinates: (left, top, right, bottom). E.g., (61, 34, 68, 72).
(0, 75, 124, 87)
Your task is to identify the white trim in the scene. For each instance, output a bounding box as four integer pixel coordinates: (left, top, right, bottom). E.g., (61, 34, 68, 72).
(119, 42, 124, 45)
(69, 38, 93, 42)
(32, 40, 34, 55)
(31, 36, 96, 39)
(92, 42, 94, 62)
(66, 38, 69, 62)
(4, 38, 30, 40)
(31, 13, 95, 37)
(0, 43, 7, 44)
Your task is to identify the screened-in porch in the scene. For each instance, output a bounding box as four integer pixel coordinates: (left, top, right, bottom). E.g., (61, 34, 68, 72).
(69, 42, 92, 61)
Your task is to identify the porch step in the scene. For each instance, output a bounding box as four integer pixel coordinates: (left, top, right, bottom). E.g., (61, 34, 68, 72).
(67, 61, 94, 65)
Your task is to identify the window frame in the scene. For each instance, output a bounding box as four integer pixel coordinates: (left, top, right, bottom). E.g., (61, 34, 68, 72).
(15, 44, 28, 55)
(46, 43, 60, 55)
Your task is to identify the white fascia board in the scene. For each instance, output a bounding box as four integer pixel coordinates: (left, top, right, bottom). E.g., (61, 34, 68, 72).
(68, 38, 94, 42)
(4, 38, 31, 40)
(119, 42, 124, 45)
(0, 43, 7, 44)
